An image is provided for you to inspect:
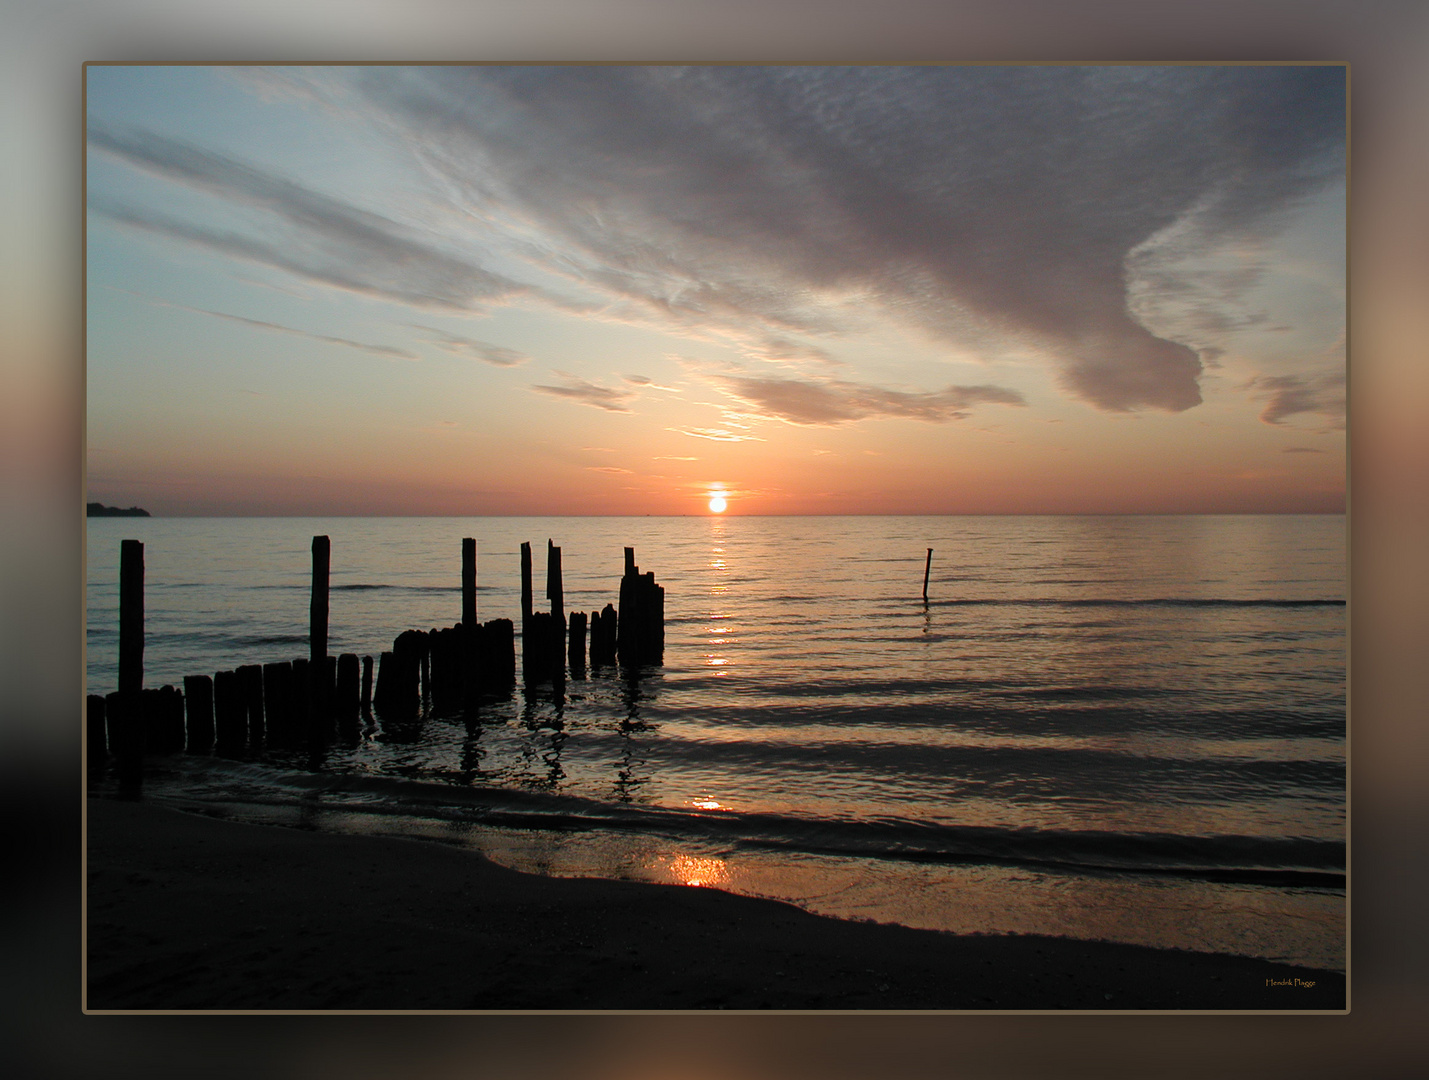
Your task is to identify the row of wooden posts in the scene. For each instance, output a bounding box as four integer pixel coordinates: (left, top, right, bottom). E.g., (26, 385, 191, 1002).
(88, 535, 666, 791)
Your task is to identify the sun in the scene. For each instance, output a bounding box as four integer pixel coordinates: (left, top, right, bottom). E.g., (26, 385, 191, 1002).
(708, 493, 727, 514)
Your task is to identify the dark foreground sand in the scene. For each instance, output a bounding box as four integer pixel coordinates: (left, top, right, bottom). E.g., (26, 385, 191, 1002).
(85, 798, 1344, 1012)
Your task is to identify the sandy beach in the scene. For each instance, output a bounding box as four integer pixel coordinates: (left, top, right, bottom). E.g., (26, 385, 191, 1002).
(84, 798, 1344, 1012)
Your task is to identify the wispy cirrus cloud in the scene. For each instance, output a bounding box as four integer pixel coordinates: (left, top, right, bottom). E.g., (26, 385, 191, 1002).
(530, 372, 634, 412)
(87, 122, 537, 312)
(125, 291, 419, 360)
(624, 374, 681, 391)
(669, 427, 765, 443)
(716, 374, 1026, 425)
(412, 325, 529, 366)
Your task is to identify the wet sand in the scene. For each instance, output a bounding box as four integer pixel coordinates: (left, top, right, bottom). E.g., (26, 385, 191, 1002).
(84, 798, 1344, 1012)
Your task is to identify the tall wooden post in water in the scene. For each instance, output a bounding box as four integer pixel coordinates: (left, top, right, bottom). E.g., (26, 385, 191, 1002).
(309, 535, 330, 737)
(119, 540, 144, 696)
(117, 539, 145, 792)
(462, 538, 477, 630)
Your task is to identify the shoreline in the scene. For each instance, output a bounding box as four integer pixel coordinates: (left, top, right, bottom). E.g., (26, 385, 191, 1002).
(85, 798, 1345, 1012)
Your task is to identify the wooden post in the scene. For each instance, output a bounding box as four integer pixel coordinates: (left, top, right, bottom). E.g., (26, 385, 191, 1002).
(337, 653, 360, 728)
(923, 548, 933, 601)
(311, 535, 330, 661)
(290, 657, 311, 736)
(119, 539, 144, 696)
(213, 670, 244, 756)
(148, 685, 184, 754)
(238, 664, 264, 748)
(482, 618, 515, 690)
(110, 692, 143, 795)
(310, 535, 330, 733)
(547, 540, 565, 678)
(183, 674, 213, 754)
(87, 694, 107, 775)
(361, 655, 374, 711)
(520, 541, 533, 633)
(261, 663, 289, 746)
(618, 547, 639, 667)
(568, 611, 587, 677)
(462, 538, 477, 630)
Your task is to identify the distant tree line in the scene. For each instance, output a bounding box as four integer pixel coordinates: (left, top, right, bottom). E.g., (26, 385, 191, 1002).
(88, 502, 150, 517)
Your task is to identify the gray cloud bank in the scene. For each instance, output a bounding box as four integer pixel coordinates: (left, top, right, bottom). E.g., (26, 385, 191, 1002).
(1249, 372, 1346, 428)
(353, 65, 1343, 413)
(719, 375, 1025, 425)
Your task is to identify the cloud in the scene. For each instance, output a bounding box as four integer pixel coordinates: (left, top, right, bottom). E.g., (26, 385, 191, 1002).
(87, 122, 536, 311)
(412, 325, 529, 366)
(530, 372, 634, 412)
(586, 465, 635, 474)
(350, 65, 1342, 413)
(1282, 446, 1325, 454)
(716, 375, 1025, 425)
(133, 294, 419, 360)
(624, 374, 681, 391)
(670, 427, 764, 442)
(1247, 373, 1345, 428)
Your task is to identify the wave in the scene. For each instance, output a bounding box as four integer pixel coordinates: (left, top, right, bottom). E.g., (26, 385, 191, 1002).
(928, 597, 1344, 609)
(150, 759, 1345, 891)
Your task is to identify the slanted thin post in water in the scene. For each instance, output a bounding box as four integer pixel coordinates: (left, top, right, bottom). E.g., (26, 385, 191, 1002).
(923, 548, 933, 602)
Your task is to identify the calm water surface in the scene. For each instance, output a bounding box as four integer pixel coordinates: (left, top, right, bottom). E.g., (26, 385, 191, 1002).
(85, 515, 1346, 970)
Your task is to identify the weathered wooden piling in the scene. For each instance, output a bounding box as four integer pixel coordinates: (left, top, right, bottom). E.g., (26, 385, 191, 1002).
(185, 674, 215, 753)
(547, 540, 564, 624)
(309, 535, 330, 728)
(213, 670, 245, 756)
(114, 540, 145, 791)
(568, 610, 587, 677)
(462, 538, 477, 630)
(260, 663, 290, 746)
(107, 691, 143, 794)
(590, 604, 618, 667)
(87, 694, 107, 772)
(361, 654, 374, 712)
(336, 652, 361, 727)
(520, 541, 534, 634)
(427, 623, 464, 715)
(524, 611, 560, 685)
(617, 548, 665, 668)
(290, 657, 311, 737)
(923, 547, 933, 601)
(146, 685, 185, 755)
(119, 539, 143, 696)
(237, 664, 265, 747)
(374, 630, 426, 718)
(481, 618, 516, 690)
(547, 540, 566, 679)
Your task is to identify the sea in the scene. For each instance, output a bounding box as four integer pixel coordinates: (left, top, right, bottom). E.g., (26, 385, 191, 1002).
(84, 514, 1347, 972)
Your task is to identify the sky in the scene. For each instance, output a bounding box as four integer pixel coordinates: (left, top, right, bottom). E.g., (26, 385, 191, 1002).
(85, 64, 1346, 516)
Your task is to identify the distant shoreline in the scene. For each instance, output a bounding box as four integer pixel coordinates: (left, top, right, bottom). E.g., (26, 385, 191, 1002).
(87, 503, 150, 518)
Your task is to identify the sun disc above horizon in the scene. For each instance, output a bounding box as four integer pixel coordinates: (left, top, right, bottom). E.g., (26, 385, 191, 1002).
(708, 494, 727, 514)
